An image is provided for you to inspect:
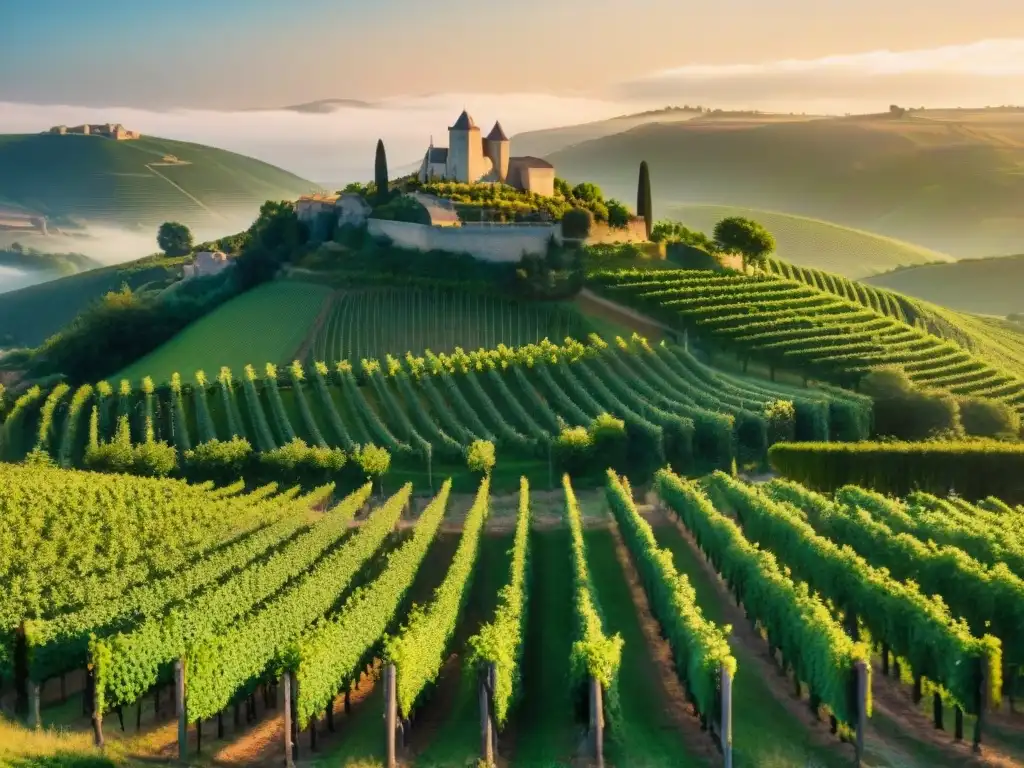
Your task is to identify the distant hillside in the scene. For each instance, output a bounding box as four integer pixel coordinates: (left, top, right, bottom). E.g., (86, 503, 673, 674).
(277, 98, 373, 113)
(0, 256, 183, 348)
(0, 133, 318, 231)
(510, 108, 703, 158)
(664, 204, 951, 279)
(865, 254, 1024, 316)
(546, 111, 1024, 258)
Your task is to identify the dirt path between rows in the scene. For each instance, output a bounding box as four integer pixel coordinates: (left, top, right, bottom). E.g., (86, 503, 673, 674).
(292, 290, 338, 364)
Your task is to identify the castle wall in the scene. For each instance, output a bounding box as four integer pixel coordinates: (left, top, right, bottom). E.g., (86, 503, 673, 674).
(367, 219, 559, 263)
(520, 167, 555, 197)
(586, 217, 649, 244)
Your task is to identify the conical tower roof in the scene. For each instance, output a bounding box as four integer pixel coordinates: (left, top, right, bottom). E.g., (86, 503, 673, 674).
(452, 110, 476, 130)
(486, 121, 509, 141)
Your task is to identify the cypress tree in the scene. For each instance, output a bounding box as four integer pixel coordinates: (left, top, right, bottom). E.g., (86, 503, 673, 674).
(637, 161, 653, 239)
(374, 139, 389, 201)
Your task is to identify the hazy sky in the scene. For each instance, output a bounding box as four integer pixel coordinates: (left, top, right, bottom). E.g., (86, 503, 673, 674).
(2, 0, 1024, 109)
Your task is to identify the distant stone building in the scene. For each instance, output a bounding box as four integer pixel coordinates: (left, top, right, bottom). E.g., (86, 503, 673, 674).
(48, 123, 141, 140)
(182, 251, 229, 279)
(295, 192, 372, 239)
(418, 110, 555, 197)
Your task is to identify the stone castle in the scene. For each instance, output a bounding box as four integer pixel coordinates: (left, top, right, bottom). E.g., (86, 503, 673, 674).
(418, 110, 555, 197)
(48, 123, 141, 140)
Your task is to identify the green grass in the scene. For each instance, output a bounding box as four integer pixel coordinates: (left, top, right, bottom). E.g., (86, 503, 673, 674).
(650, 521, 850, 768)
(113, 281, 334, 384)
(0, 257, 182, 348)
(664, 204, 951, 279)
(0, 133, 316, 230)
(865, 254, 1024, 316)
(584, 528, 707, 768)
(546, 110, 1024, 258)
(510, 528, 579, 767)
(310, 287, 591, 364)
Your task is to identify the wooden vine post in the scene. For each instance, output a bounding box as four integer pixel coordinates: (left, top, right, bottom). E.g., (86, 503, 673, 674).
(720, 665, 734, 768)
(384, 663, 398, 768)
(282, 671, 295, 768)
(174, 657, 187, 762)
(973, 655, 988, 753)
(589, 676, 604, 768)
(479, 663, 497, 764)
(854, 660, 868, 767)
(29, 679, 41, 730)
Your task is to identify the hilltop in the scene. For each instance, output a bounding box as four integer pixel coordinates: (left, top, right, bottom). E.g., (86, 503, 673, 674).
(663, 204, 951, 278)
(0, 132, 317, 231)
(865, 253, 1024, 316)
(546, 110, 1024, 258)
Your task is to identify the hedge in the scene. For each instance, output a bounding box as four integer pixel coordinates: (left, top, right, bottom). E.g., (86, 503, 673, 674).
(768, 441, 1024, 502)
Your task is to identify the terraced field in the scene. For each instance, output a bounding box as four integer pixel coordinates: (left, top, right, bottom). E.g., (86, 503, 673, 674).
(592, 269, 1024, 415)
(311, 286, 590, 364)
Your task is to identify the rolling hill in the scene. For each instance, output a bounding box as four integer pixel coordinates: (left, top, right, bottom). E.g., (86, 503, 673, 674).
(0, 133, 317, 231)
(663, 204, 951, 278)
(547, 110, 1024, 259)
(865, 254, 1024, 316)
(0, 256, 184, 348)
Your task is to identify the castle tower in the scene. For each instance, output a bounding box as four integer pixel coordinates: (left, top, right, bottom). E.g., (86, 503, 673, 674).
(484, 121, 510, 182)
(447, 109, 483, 183)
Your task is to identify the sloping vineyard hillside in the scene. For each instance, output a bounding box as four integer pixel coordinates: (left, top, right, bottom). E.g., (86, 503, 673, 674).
(591, 269, 1024, 415)
(6, 336, 872, 486)
(763, 258, 1024, 384)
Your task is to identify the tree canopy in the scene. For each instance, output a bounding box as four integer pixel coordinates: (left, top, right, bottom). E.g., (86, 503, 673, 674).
(713, 216, 775, 270)
(157, 222, 193, 257)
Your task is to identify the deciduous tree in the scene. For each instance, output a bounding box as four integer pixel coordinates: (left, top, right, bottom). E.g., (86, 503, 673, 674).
(713, 216, 775, 270)
(157, 222, 193, 257)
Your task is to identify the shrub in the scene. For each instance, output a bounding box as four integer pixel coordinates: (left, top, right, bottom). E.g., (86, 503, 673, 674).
(259, 438, 347, 486)
(183, 437, 254, 485)
(466, 439, 496, 476)
(589, 412, 627, 471)
(768, 440, 1024, 502)
(354, 443, 391, 482)
(862, 367, 960, 439)
(764, 399, 796, 444)
(957, 396, 1021, 439)
(554, 425, 592, 475)
(84, 414, 177, 477)
(561, 208, 593, 240)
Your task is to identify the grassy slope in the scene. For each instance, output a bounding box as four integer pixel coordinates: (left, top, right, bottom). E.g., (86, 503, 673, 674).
(665, 204, 951, 279)
(0, 257, 183, 348)
(113, 281, 334, 384)
(865, 254, 1024, 315)
(546, 111, 1024, 258)
(0, 133, 315, 229)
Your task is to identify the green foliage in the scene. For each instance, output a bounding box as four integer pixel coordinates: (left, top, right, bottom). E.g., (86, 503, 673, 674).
(764, 399, 796, 444)
(23, 482, 298, 684)
(387, 477, 490, 715)
(370, 194, 430, 224)
(957, 396, 1021, 439)
(1, 384, 43, 460)
(56, 384, 93, 467)
(769, 440, 1024, 502)
(713, 216, 775, 269)
(157, 221, 194, 257)
(563, 476, 623, 721)
(605, 471, 734, 718)
(354, 443, 392, 480)
(701, 470, 1000, 713)
(466, 439, 496, 476)
(293, 480, 452, 727)
(606, 199, 632, 229)
(92, 484, 361, 713)
(34, 382, 70, 454)
(258, 438, 347, 486)
(561, 207, 593, 240)
(467, 477, 531, 727)
(650, 221, 716, 251)
(182, 437, 254, 485)
(658, 470, 871, 724)
(185, 483, 413, 721)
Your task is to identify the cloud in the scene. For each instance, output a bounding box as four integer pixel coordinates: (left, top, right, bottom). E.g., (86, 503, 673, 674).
(614, 38, 1024, 112)
(0, 94, 654, 184)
